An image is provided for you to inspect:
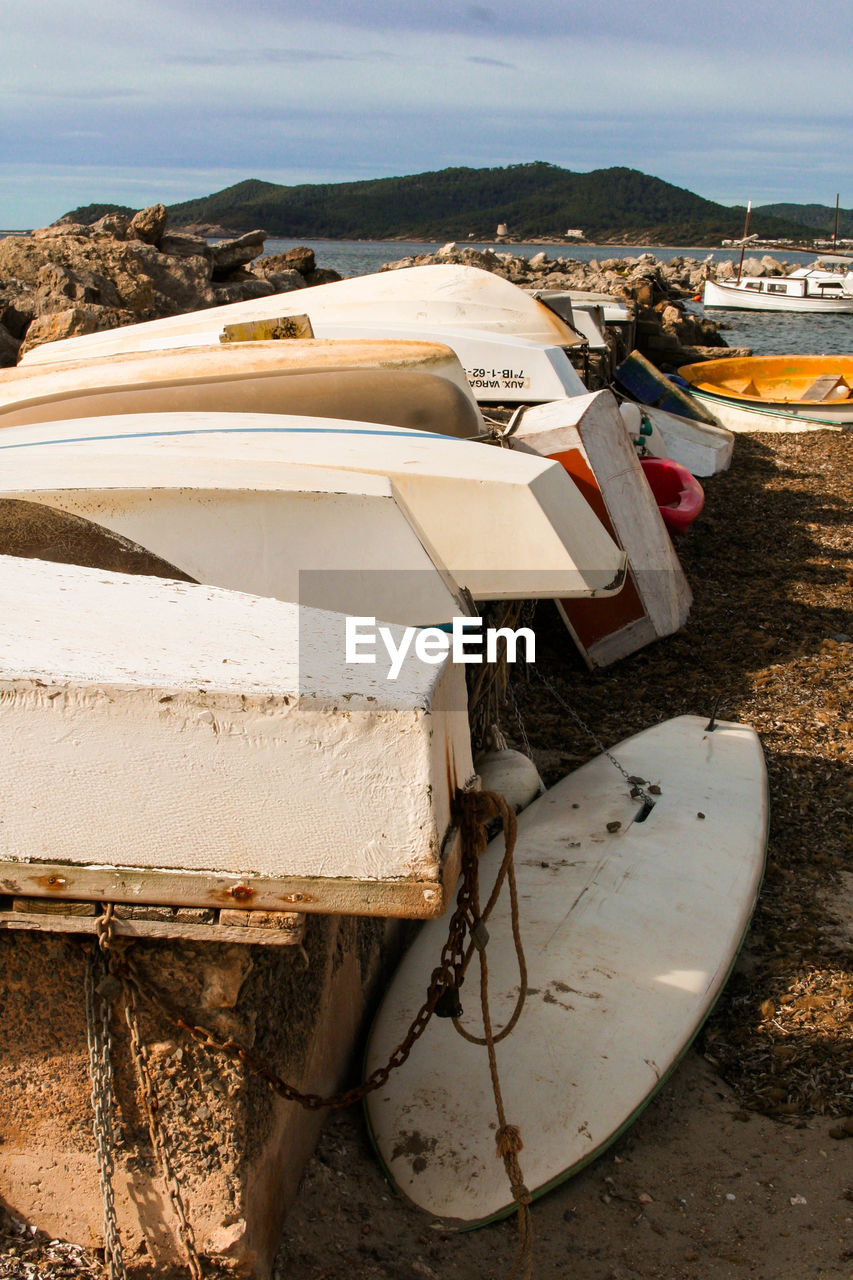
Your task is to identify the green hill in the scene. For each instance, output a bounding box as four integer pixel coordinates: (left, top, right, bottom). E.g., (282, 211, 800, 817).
(755, 202, 853, 239)
(61, 164, 817, 244)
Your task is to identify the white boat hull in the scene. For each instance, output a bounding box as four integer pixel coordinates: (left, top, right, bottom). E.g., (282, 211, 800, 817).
(0, 412, 626, 619)
(687, 388, 852, 433)
(0, 555, 474, 917)
(16, 265, 587, 404)
(0, 340, 483, 432)
(637, 404, 734, 474)
(365, 715, 769, 1222)
(703, 277, 853, 313)
(510, 391, 692, 667)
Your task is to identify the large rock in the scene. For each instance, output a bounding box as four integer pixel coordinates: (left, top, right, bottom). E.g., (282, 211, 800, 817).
(17, 306, 135, 356)
(159, 232, 213, 260)
(212, 271, 277, 304)
(211, 230, 267, 276)
(91, 212, 130, 239)
(0, 230, 220, 356)
(128, 203, 167, 246)
(255, 246, 316, 278)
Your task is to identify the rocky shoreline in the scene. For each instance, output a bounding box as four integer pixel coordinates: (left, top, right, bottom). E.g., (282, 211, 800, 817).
(0, 203, 779, 369)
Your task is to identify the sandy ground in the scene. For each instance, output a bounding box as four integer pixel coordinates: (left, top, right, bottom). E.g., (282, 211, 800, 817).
(2, 428, 851, 1280)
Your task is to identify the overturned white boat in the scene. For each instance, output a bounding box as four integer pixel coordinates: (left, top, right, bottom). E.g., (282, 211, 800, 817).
(0, 411, 626, 624)
(18, 265, 588, 404)
(0, 340, 484, 436)
(0, 554, 476, 920)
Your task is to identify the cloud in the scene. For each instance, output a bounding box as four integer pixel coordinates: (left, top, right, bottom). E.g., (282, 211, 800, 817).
(466, 56, 516, 69)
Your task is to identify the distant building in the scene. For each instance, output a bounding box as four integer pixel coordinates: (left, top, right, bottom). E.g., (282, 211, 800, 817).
(496, 223, 509, 238)
(565, 228, 584, 238)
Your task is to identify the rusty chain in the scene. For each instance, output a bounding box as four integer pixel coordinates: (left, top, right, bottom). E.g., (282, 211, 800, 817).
(83, 788, 532, 1277)
(84, 927, 127, 1280)
(123, 981, 204, 1280)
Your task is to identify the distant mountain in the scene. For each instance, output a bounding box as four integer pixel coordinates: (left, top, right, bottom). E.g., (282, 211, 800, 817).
(754, 202, 853, 239)
(60, 164, 817, 245)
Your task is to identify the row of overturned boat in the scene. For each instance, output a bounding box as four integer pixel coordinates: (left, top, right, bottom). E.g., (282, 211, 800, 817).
(1, 262, 774, 1275)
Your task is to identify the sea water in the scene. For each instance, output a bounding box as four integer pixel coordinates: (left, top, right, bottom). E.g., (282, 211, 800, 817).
(262, 237, 853, 358)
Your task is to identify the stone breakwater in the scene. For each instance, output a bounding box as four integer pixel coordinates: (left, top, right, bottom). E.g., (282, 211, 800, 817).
(0, 204, 774, 367)
(0, 205, 341, 366)
(384, 242, 758, 366)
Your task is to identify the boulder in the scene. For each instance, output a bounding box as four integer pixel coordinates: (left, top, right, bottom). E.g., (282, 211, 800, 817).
(127, 203, 167, 246)
(261, 269, 306, 293)
(158, 232, 213, 260)
(212, 270, 277, 304)
(31, 223, 92, 240)
(91, 212, 130, 239)
(260, 246, 316, 277)
(211, 230, 267, 276)
(18, 305, 133, 356)
(301, 267, 343, 286)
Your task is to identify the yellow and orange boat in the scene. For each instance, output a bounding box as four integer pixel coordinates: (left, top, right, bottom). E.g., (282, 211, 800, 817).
(676, 355, 853, 432)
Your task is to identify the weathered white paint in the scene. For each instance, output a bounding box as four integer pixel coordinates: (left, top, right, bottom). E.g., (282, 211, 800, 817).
(0, 556, 474, 912)
(0, 340, 483, 432)
(633, 404, 734, 475)
(311, 324, 587, 403)
(365, 716, 769, 1222)
(0, 411, 626, 614)
(16, 265, 587, 403)
(19, 265, 582, 365)
(510, 391, 692, 666)
(681, 390, 849, 434)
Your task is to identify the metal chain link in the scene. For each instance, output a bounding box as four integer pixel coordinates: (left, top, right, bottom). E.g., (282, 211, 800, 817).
(84, 943, 128, 1280)
(532, 667, 657, 810)
(123, 982, 204, 1280)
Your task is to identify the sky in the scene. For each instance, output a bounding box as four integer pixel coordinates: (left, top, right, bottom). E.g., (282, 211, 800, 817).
(2, 0, 851, 229)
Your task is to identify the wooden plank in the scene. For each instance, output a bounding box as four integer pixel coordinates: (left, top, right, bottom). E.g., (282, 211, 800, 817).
(219, 315, 314, 342)
(11, 897, 96, 916)
(800, 374, 850, 402)
(0, 825, 463, 920)
(615, 350, 718, 424)
(0, 909, 306, 946)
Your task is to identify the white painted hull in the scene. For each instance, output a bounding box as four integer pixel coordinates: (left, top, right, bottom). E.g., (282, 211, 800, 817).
(310, 322, 586, 402)
(638, 404, 734, 475)
(365, 715, 769, 1221)
(0, 412, 626, 620)
(0, 555, 474, 917)
(19, 265, 582, 364)
(703, 277, 853, 313)
(17, 265, 587, 404)
(510, 391, 692, 668)
(687, 388, 851, 433)
(0, 341, 483, 435)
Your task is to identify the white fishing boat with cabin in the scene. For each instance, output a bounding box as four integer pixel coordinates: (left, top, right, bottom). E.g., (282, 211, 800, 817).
(702, 272, 853, 313)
